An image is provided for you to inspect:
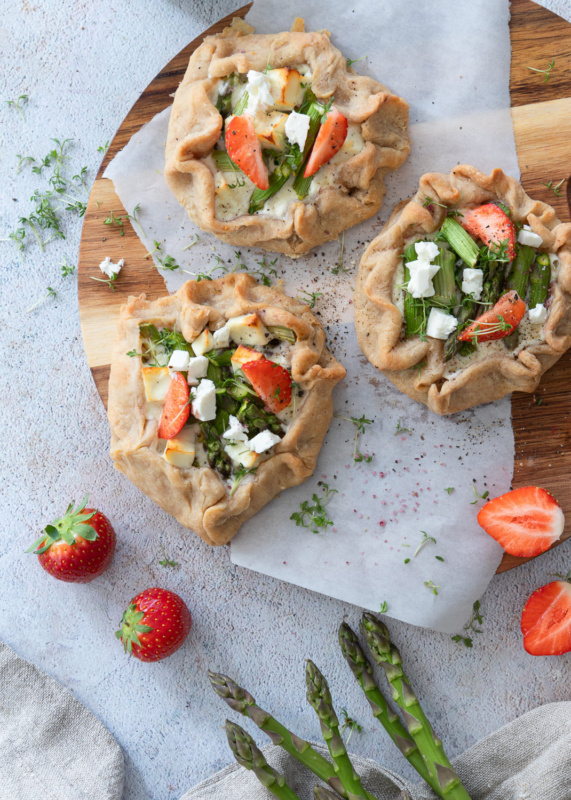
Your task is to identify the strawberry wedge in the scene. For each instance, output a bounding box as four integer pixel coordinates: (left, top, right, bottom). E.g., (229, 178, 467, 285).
(242, 357, 292, 413)
(304, 106, 348, 178)
(521, 578, 571, 656)
(225, 114, 269, 190)
(461, 203, 516, 261)
(477, 486, 565, 557)
(458, 290, 526, 343)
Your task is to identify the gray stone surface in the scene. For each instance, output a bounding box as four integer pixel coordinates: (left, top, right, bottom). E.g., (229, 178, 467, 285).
(0, 2, 569, 800)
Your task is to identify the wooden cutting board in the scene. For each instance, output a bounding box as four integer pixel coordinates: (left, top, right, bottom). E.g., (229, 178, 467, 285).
(78, 0, 571, 572)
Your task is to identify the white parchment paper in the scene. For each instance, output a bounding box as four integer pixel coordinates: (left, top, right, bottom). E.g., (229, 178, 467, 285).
(104, 0, 519, 631)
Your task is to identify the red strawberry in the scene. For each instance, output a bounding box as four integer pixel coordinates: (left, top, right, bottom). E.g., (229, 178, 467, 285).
(458, 290, 526, 343)
(304, 106, 348, 177)
(158, 372, 190, 440)
(521, 575, 571, 656)
(225, 114, 269, 190)
(241, 357, 292, 413)
(27, 496, 116, 583)
(460, 202, 516, 261)
(477, 486, 565, 557)
(116, 588, 191, 662)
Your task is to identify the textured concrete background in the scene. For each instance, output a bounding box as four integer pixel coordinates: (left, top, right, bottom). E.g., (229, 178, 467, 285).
(0, 2, 570, 800)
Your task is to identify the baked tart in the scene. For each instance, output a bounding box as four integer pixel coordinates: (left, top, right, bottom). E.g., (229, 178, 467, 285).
(164, 18, 410, 256)
(354, 165, 571, 414)
(108, 274, 346, 545)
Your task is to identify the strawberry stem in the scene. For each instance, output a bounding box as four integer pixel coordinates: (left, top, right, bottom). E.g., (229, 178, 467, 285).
(116, 603, 154, 655)
(25, 496, 97, 554)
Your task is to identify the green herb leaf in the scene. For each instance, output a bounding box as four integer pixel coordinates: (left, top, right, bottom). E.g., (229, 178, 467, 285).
(290, 482, 337, 534)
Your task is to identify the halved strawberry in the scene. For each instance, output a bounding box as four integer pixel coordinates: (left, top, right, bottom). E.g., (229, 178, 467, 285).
(477, 486, 565, 557)
(158, 372, 190, 439)
(460, 202, 516, 261)
(303, 106, 348, 178)
(225, 114, 269, 190)
(521, 576, 571, 656)
(241, 357, 292, 413)
(458, 290, 526, 343)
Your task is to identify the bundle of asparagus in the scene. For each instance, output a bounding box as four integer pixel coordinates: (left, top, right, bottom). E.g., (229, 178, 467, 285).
(209, 613, 472, 800)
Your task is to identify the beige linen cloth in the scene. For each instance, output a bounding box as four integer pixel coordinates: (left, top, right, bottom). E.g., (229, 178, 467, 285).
(182, 702, 571, 800)
(0, 641, 124, 800)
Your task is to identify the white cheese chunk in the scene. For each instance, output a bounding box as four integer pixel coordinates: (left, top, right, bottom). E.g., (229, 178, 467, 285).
(142, 367, 171, 402)
(192, 329, 214, 356)
(528, 303, 548, 324)
(164, 427, 196, 469)
(426, 308, 458, 340)
(224, 442, 259, 469)
(461, 267, 484, 300)
(248, 430, 281, 454)
(223, 415, 249, 442)
(517, 225, 543, 248)
(285, 111, 311, 150)
(212, 325, 231, 349)
(407, 259, 440, 298)
(187, 355, 209, 381)
(227, 313, 269, 346)
(99, 256, 124, 277)
(168, 349, 190, 372)
(414, 241, 440, 262)
(191, 379, 216, 421)
(245, 70, 274, 116)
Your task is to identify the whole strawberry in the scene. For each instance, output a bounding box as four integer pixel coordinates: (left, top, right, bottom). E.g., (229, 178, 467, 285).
(116, 588, 191, 662)
(27, 496, 116, 583)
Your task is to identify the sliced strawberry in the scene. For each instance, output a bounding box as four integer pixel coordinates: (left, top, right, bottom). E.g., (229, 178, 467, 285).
(477, 486, 565, 557)
(460, 203, 516, 261)
(158, 372, 190, 439)
(521, 577, 571, 656)
(303, 106, 348, 178)
(242, 357, 292, 413)
(458, 290, 526, 343)
(225, 114, 269, 190)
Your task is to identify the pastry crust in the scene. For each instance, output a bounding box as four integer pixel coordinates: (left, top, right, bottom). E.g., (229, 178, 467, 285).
(108, 274, 346, 545)
(354, 165, 571, 415)
(164, 19, 410, 256)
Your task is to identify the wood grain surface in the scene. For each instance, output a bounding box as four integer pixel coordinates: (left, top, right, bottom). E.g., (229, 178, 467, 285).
(78, 0, 571, 572)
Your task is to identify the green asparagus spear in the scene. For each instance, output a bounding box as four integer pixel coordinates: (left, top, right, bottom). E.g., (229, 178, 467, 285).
(305, 660, 370, 800)
(403, 243, 425, 338)
(249, 163, 292, 214)
(361, 614, 472, 800)
(314, 788, 343, 800)
(208, 671, 348, 798)
(443, 297, 474, 362)
(506, 244, 535, 299)
(225, 720, 302, 800)
(432, 246, 457, 309)
(440, 218, 479, 268)
(529, 252, 551, 309)
(338, 623, 432, 785)
(478, 260, 504, 308)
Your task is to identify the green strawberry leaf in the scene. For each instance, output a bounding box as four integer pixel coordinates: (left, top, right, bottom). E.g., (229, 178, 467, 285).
(74, 524, 97, 540)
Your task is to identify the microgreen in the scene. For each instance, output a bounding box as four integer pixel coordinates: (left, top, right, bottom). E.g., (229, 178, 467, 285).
(337, 414, 373, 463)
(234, 90, 249, 115)
(297, 289, 323, 309)
(331, 232, 348, 275)
(435, 555, 445, 562)
(395, 421, 411, 435)
(468, 314, 512, 342)
(183, 233, 200, 250)
(15, 154, 35, 174)
(145, 240, 163, 258)
(230, 465, 258, 497)
(158, 544, 180, 568)
(404, 558, 411, 564)
(0, 227, 26, 255)
(290, 482, 337, 534)
(424, 579, 439, 596)
(346, 55, 366, 68)
(542, 179, 565, 197)
(379, 600, 388, 613)
(470, 484, 489, 504)
(526, 58, 555, 83)
(444, 487, 454, 494)
(90, 272, 120, 291)
(320, 97, 334, 122)
(7, 94, 28, 121)
(478, 238, 511, 265)
(26, 286, 56, 314)
(104, 203, 145, 237)
(97, 140, 110, 154)
(157, 253, 181, 271)
(415, 531, 437, 557)
(415, 360, 427, 377)
(61, 258, 76, 277)
(451, 600, 483, 647)
(339, 709, 363, 744)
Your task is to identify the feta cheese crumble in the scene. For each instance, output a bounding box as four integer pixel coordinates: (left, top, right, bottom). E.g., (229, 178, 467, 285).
(406, 241, 441, 298)
(99, 256, 124, 277)
(517, 225, 543, 248)
(168, 350, 190, 372)
(244, 70, 274, 116)
(461, 267, 484, 300)
(426, 308, 458, 340)
(414, 241, 440, 262)
(248, 430, 281, 453)
(187, 355, 209, 384)
(285, 111, 311, 150)
(191, 379, 216, 421)
(528, 304, 548, 324)
(223, 415, 248, 443)
(212, 325, 231, 349)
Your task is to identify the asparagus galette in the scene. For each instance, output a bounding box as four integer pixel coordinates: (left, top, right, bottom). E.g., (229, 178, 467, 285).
(107, 274, 345, 545)
(354, 165, 571, 414)
(164, 17, 409, 256)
